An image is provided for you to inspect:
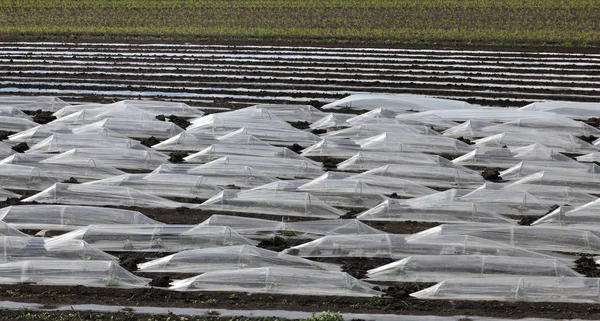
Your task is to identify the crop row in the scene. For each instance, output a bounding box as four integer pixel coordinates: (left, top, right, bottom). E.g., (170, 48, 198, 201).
(0, 0, 599, 45)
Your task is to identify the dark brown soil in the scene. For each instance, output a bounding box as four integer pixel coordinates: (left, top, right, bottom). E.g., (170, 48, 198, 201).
(481, 167, 503, 182)
(167, 115, 192, 129)
(256, 236, 309, 252)
(0, 131, 14, 141)
(61, 177, 80, 184)
(574, 256, 600, 277)
(11, 142, 29, 153)
(578, 135, 599, 144)
(315, 257, 395, 279)
(1, 283, 600, 319)
(289, 121, 310, 130)
(168, 151, 189, 163)
(140, 136, 161, 148)
(31, 109, 56, 124)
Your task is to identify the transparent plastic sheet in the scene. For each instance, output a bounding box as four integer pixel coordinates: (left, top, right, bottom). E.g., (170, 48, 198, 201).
(248, 180, 310, 192)
(0, 221, 29, 237)
(26, 133, 152, 154)
(350, 164, 484, 190)
(0, 142, 15, 159)
(72, 119, 184, 139)
(458, 187, 554, 216)
(299, 139, 362, 158)
(357, 133, 474, 156)
(190, 106, 282, 123)
(454, 143, 577, 168)
(474, 132, 598, 154)
(0, 116, 39, 132)
(366, 255, 581, 282)
(356, 195, 514, 224)
(0, 260, 150, 288)
(51, 105, 158, 125)
(309, 113, 353, 130)
(502, 182, 598, 207)
(282, 234, 565, 261)
(410, 224, 600, 255)
(53, 100, 205, 118)
(0, 164, 60, 191)
(0, 96, 68, 112)
(394, 113, 460, 131)
(520, 101, 600, 119)
(197, 215, 385, 239)
(197, 156, 324, 179)
(198, 189, 344, 219)
(22, 183, 184, 208)
(188, 115, 291, 132)
(444, 117, 600, 138)
(185, 144, 304, 164)
(0, 188, 20, 202)
(532, 200, 600, 232)
(0, 107, 32, 119)
(45, 148, 169, 171)
(151, 131, 219, 152)
(407, 109, 562, 123)
(187, 126, 321, 146)
(338, 151, 457, 172)
(344, 108, 405, 125)
(1, 152, 127, 182)
(442, 120, 502, 139)
(7, 123, 102, 145)
(505, 171, 600, 195)
(499, 161, 592, 181)
(0, 236, 117, 262)
(343, 173, 437, 197)
(169, 267, 382, 297)
(411, 276, 600, 303)
(137, 245, 339, 273)
(85, 173, 222, 200)
(296, 179, 386, 208)
(0, 205, 161, 231)
(321, 94, 475, 112)
(51, 225, 252, 252)
(151, 163, 278, 189)
(576, 152, 600, 163)
(251, 104, 326, 123)
(322, 123, 438, 140)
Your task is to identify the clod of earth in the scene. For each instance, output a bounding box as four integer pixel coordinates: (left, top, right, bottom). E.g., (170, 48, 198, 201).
(32, 110, 56, 124)
(168, 151, 188, 163)
(0, 131, 14, 141)
(140, 136, 161, 148)
(61, 177, 80, 184)
(481, 167, 502, 182)
(167, 115, 191, 129)
(11, 142, 29, 153)
(289, 121, 310, 130)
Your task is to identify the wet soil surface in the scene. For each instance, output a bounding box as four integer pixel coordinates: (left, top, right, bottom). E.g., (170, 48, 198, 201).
(2, 283, 600, 319)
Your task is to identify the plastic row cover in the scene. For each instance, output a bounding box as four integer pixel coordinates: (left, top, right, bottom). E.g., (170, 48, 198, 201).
(309, 113, 353, 130)
(283, 234, 564, 262)
(0, 236, 116, 262)
(322, 123, 438, 140)
(252, 104, 325, 123)
(337, 151, 454, 172)
(351, 164, 484, 190)
(72, 119, 184, 139)
(0, 116, 38, 132)
(197, 215, 384, 239)
(520, 101, 600, 119)
(295, 179, 386, 208)
(474, 132, 598, 154)
(151, 163, 278, 189)
(321, 94, 475, 112)
(0, 188, 19, 202)
(412, 277, 600, 303)
(53, 100, 204, 118)
(138, 245, 339, 273)
(51, 105, 158, 125)
(26, 133, 152, 154)
(410, 224, 600, 255)
(505, 171, 600, 195)
(52, 225, 252, 252)
(499, 161, 592, 181)
(0, 205, 161, 231)
(198, 156, 324, 179)
(357, 133, 474, 156)
(46, 147, 169, 171)
(85, 174, 222, 200)
(367, 255, 581, 282)
(198, 190, 344, 219)
(187, 126, 320, 147)
(452, 143, 575, 168)
(22, 183, 184, 208)
(0, 260, 149, 288)
(532, 200, 600, 232)
(2, 152, 127, 182)
(0, 96, 68, 112)
(443, 117, 600, 138)
(0, 164, 60, 191)
(170, 267, 382, 297)
(185, 144, 305, 164)
(0, 142, 14, 159)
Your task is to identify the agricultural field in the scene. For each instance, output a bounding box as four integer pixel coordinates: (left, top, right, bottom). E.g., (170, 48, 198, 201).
(0, 0, 599, 46)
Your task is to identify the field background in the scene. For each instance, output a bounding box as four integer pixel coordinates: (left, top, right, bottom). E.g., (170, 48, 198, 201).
(1, 0, 599, 47)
